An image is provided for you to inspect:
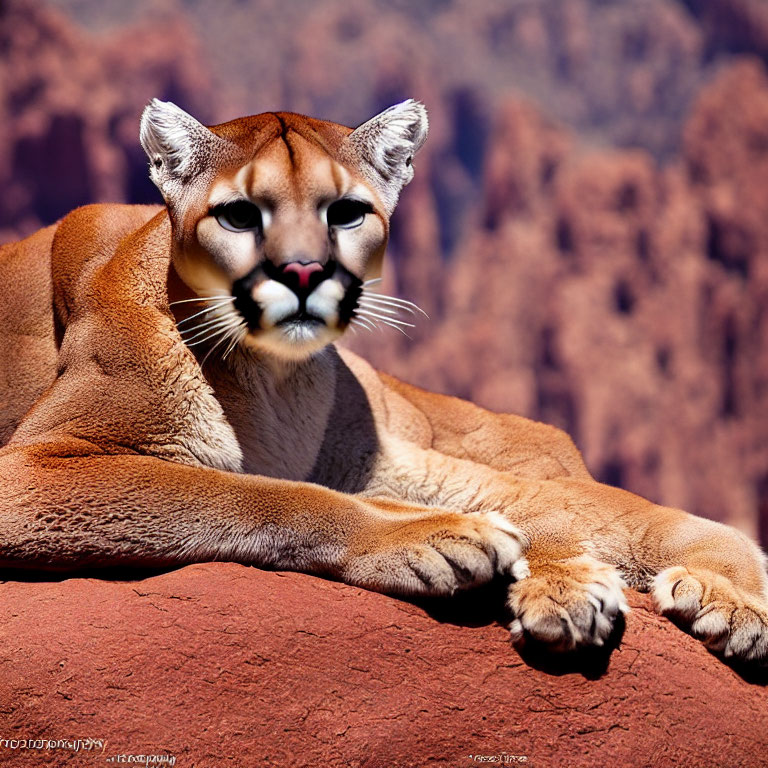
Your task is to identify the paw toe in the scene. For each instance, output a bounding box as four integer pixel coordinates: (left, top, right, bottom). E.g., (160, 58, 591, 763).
(690, 604, 730, 651)
(507, 555, 627, 651)
(481, 512, 527, 576)
(511, 557, 531, 581)
(654, 566, 768, 663)
(725, 608, 768, 661)
(653, 567, 702, 618)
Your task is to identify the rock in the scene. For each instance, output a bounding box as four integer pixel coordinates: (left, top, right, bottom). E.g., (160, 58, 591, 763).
(684, 0, 768, 62)
(353, 62, 768, 546)
(0, 563, 765, 767)
(0, 0, 214, 239)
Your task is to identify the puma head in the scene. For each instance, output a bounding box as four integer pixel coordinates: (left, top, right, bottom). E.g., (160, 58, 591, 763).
(139, 99, 428, 361)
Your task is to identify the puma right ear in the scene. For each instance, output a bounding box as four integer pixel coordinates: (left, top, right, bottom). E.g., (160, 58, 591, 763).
(139, 99, 223, 198)
(346, 99, 429, 213)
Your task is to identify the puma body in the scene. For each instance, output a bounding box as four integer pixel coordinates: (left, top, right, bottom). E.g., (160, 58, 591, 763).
(1, 102, 766, 663)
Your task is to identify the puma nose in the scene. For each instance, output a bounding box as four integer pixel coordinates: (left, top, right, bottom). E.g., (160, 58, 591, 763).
(281, 261, 324, 290)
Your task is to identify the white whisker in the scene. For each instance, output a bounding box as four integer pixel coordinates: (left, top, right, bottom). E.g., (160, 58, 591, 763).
(176, 300, 236, 328)
(179, 308, 237, 331)
(357, 300, 402, 316)
(185, 331, 231, 348)
(360, 290, 428, 318)
(199, 324, 240, 367)
(353, 312, 379, 329)
(355, 309, 415, 328)
(378, 319, 412, 338)
(169, 295, 235, 307)
(184, 318, 240, 347)
(182, 315, 240, 344)
(179, 309, 239, 335)
(351, 317, 377, 333)
(359, 296, 420, 315)
(222, 324, 248, 360)
(363, 278, 382, 287)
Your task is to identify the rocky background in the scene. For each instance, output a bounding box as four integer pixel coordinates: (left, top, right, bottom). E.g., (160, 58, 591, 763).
(1, 0, 767, 544)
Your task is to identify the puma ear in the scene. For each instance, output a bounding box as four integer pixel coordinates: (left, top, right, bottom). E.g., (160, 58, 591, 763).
(346, 99, 429, 212)
(139, 99, 222, 196)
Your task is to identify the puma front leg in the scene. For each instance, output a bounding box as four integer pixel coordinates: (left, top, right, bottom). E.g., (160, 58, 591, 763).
(0, 443, 525, 598)
(649, 513, 768, 662)
(370, 440, 768, 661)
(509, 483, 768, 661)
(506, 536, 629, 652)
(369, 440, 630, 650)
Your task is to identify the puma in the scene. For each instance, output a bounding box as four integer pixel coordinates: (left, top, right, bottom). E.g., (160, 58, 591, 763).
(0, 99, 766, 662)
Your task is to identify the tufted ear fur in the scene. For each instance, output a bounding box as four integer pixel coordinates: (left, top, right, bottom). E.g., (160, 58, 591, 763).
(345, 100, 429, 213)
(139, 99, 225, 200)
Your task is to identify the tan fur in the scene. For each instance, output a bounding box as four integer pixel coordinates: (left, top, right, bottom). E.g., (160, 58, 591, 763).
(1, 101, 766, 662)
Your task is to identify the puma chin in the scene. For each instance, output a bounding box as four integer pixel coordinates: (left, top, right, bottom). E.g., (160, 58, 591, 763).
(141, 99, 426, 362)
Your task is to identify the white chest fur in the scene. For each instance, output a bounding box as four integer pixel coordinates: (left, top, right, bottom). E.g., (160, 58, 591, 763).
(203, 348, 337, 481)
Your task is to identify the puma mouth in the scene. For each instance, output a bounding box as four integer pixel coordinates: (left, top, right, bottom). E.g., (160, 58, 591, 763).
(224, 278, 349, 360)
(276, 312, 325, 328)
(173, 278, 421, 363)
(232, 263, 360, 329)
(234, 281, 344, 332)
(196, 261, 363, 360)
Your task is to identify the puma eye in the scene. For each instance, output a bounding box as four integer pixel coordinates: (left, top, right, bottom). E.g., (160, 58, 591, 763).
(214, 200, 263, 232)
(326, 199, 372, 229)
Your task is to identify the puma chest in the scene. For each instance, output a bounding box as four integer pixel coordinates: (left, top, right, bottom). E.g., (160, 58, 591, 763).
(206, 355, 337, 481)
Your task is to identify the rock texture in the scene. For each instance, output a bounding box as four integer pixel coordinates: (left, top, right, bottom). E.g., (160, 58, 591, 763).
(1, 0, 767, 543)
(1, 563, 767, 768)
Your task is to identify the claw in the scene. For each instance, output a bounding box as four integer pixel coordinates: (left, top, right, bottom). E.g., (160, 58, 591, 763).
(507, 555, 627, 651)
(653, 566, 768, 664)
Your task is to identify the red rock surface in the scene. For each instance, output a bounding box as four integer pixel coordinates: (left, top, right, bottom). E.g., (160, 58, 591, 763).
(1, 563, 766, 768)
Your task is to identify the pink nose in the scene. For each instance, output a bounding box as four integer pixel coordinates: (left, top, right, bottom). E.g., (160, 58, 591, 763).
(282, 261, 324, 290)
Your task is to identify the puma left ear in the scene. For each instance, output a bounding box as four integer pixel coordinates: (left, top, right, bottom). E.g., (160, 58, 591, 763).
(346, 99, 429, 213)
(139, 99, 225, 199)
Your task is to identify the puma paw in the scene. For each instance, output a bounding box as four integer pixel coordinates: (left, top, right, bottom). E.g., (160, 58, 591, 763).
(344, 510, 527, 597)
(653, 566, 768, 663)
(507, 555, 629, 651)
